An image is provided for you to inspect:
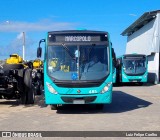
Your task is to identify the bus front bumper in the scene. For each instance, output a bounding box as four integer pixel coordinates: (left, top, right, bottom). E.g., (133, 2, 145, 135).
(122, 74, 147, 83)
(45, 91, 112, 105)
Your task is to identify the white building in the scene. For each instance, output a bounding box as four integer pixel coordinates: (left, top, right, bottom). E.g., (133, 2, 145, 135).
(121, 10, 160, 84)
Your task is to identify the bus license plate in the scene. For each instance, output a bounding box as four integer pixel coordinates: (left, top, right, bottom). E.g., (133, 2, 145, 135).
(73, 100, 85, 104)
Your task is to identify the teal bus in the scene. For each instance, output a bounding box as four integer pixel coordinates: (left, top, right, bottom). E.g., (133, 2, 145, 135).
(37, 30, 114, 110)
(116, 54, 148, 85)
(112, 65, 116, 84)
(112, 48, 117, 84)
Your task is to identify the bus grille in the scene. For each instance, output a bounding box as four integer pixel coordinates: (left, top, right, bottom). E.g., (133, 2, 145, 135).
(129, 79, 141, 82)
(61, 96, 97, 103)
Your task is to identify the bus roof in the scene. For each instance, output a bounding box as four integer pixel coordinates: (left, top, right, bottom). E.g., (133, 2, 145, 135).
(123, 54, 146, 57)
(117, 54, 146, 59)
(47, 30, 109, 43)
(48, 30, 108, 35)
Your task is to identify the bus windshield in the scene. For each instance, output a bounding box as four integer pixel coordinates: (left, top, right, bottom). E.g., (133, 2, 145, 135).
(47, 44, 109, 81)
(123, 58, 147, 75)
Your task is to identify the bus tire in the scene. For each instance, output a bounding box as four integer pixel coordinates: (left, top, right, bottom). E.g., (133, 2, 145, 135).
(24, 69, 35, 104)
(96, 104, 104, 110)
(51, 105, 58, 110)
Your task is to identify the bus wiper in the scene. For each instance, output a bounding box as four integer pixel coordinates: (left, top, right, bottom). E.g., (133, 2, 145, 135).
(62, 43, 75, 59)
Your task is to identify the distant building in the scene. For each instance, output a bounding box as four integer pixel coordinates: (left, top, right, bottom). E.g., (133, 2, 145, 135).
(121, 10, 160, 84)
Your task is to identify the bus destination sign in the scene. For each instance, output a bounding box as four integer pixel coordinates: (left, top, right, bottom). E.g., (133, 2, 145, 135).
(65, 36, 91, 42)
(48, 34, 108, 43)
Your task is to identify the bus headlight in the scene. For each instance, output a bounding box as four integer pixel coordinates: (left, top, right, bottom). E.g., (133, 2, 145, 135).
(144, 74, 148, 78)
(46, 82, 57, 94)
(101, 82, 112, 94)
(113, 75, 115, 79)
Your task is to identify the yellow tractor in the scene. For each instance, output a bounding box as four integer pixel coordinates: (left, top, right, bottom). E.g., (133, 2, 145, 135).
(5, 54, 28, 69)
(0, 54, 35, 104)
(29, 58, 43, 95)
(6, 54, 23, 64)
(33, 59, 43, 69)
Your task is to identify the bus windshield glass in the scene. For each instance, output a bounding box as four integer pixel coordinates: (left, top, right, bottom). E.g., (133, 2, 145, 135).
(123, 58, 147, 75)
(47, 45, 109, 81)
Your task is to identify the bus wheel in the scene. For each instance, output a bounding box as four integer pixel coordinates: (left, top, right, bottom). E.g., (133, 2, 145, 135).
(96, 104, 104, 110)
(24, 69, 35, 104)
(51, 105, 58, 110)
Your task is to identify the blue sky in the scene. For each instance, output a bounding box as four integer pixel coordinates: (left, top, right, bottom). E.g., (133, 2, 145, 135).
(0, 0, 160, 60)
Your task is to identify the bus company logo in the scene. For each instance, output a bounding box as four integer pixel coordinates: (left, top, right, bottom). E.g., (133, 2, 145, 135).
(2, 132, 11, 137)
(65, 36, 91, 42)
(77, 90, 81, 93)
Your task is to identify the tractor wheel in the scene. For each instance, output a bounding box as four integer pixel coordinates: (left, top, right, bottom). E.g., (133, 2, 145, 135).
(20, 91, 27, 104)
(24, 69, 35, 104)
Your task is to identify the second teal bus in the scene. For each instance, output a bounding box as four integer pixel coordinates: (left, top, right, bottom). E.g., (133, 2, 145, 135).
(116, 54, 148, 85)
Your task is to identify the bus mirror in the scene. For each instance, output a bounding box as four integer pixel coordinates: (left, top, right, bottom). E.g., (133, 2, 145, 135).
(112, 48, 116, 63)
(37, 47, 42, 58)
(117, 59, 121, 66)
(37, 39, 45, 58)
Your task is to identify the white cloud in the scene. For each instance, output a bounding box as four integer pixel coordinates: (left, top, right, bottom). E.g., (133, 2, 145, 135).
(129, 14, 137, 17)
(0, 20, 77, 32)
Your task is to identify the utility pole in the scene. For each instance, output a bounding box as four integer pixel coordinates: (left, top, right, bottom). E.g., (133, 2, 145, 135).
(22, 32, 25, 60)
